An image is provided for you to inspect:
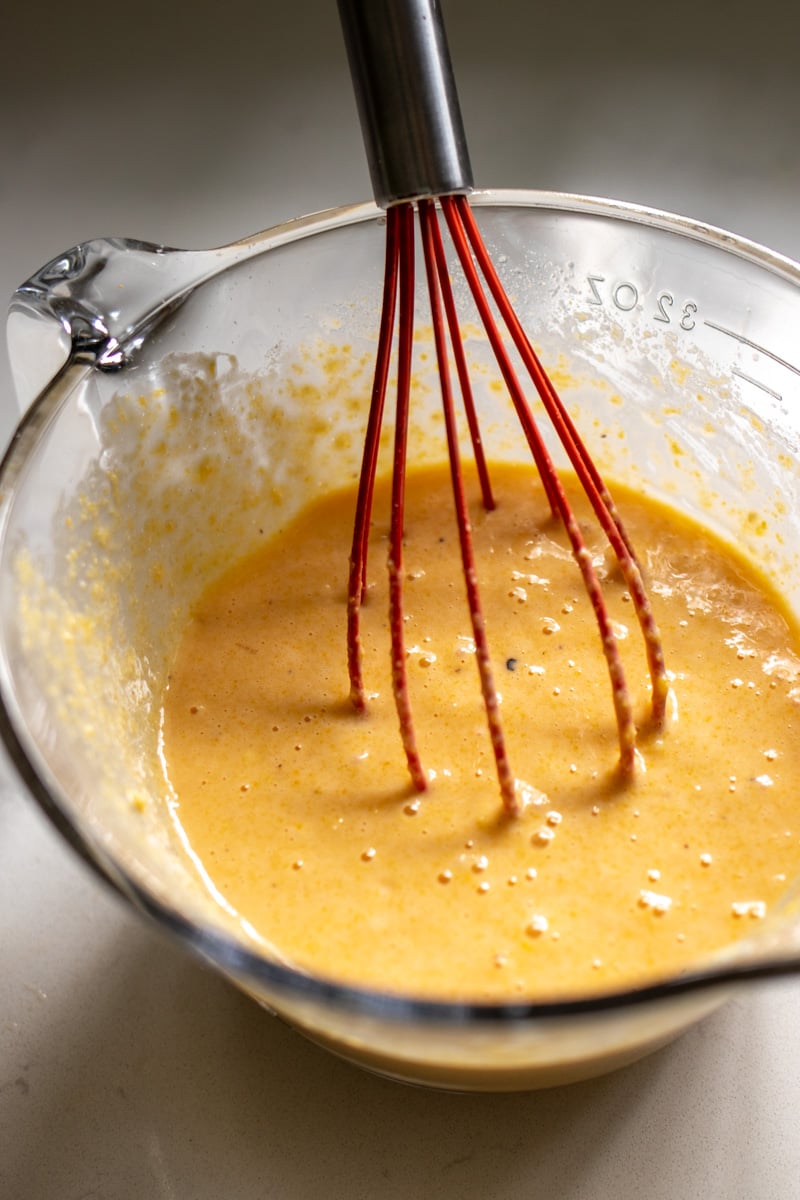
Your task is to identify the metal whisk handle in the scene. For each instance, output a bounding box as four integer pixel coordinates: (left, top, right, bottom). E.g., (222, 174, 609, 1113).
(337, 0, 474, 207)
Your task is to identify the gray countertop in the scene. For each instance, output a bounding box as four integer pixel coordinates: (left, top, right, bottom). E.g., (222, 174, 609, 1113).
(2, 1, 800, 1195)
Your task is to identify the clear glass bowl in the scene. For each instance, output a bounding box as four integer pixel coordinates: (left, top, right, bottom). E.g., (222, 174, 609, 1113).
(3, 191, 800, 1091)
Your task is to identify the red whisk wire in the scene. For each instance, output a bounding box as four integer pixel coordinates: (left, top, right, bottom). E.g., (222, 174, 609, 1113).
(448, 196, 669, 727)
(438, 197, 638, 773)
(418, 198, 518, 813)
(388, 204, 427, 789)
(347, 206, 402, 712)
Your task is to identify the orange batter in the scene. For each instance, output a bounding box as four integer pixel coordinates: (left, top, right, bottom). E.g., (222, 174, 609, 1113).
(162, 464, 800, 1000)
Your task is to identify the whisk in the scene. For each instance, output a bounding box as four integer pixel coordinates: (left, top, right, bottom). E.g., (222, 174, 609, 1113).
(337, 0, 669, 816)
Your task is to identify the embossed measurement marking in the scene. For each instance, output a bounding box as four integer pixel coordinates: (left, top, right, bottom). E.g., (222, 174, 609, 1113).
(703, 320, 800, 377)
(584, 274, 800, 402)
(703, 319, 800, 402)
(586, 275, 698, 329)
(728, 370, 783, 401)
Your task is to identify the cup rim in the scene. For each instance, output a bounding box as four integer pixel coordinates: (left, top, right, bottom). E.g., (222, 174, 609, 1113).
(223, 188, 800, 285)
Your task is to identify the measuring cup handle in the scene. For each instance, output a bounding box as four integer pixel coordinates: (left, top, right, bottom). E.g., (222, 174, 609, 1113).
(6, 237, 239, 414)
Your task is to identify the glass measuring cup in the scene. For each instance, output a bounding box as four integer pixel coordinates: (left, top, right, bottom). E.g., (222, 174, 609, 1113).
(2, 190, 800, 1090)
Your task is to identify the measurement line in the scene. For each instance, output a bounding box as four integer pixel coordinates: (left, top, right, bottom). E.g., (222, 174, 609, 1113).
(731, 368, 783, 401)
(704, 320, 800, 377)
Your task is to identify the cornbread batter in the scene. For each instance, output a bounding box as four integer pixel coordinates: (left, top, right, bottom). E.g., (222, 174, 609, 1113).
(162, 464, 800, 1000)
